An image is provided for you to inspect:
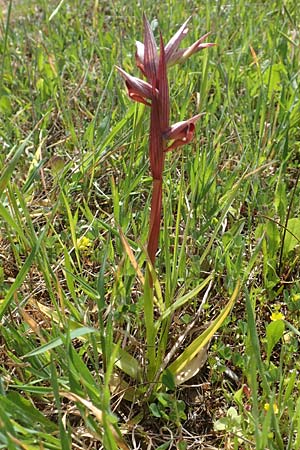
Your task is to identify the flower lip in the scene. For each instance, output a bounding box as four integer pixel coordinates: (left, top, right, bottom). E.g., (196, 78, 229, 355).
(116, 66, 158, 105)
(163, 114, 204, 151)
(163, 113, 203, 139)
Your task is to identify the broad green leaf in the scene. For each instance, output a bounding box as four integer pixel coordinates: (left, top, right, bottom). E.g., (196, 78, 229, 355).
(157, 274, 213, 326)
(265, 221, 280, 257)
(156, 441, 172, 450)
(162, 368, 176, 391)
(167, 281, 240, 384)
(5, 392, 57, 431)
(263, 63, 287, 100)
(266, 320, 285, 363)
(0, 402, 16, 435)
(27, 302, 142, 381)
(149, 403, 162, 418)
(283, 218, 300, 256)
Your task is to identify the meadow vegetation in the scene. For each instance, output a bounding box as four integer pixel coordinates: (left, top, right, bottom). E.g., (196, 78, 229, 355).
(0, 0, 300, 449)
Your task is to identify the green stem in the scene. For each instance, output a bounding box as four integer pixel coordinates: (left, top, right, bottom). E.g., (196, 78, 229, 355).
(144, 266, 156, 381)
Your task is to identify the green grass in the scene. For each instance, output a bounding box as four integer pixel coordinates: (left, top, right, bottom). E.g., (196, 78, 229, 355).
(0, 0, 300, 449)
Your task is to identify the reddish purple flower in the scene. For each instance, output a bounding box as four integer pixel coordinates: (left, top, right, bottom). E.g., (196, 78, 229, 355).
(117, 15, 214, 265)
(116, 66, 158, 106)
(164, 114, 204, 151)
(135, 17, 214, 70)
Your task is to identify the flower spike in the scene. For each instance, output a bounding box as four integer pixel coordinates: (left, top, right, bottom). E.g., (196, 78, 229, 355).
(117, 15, 214, 265)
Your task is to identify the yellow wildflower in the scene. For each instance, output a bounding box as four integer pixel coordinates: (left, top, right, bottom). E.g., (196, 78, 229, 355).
(264, 403, 278, 414)
(270, 311, 284, 321)
(77, 236, 92, 251)
(292, 293, 300, 302)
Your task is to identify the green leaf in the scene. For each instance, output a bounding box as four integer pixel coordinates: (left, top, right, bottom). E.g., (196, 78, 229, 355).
(263, 63, 287, 100)
(266, 320, 285, 363)
(156, 274, 213, 326)
(177, 441, 188, 450)
(144, 267, 156, 381)
(265, 221, 280, 257)
(149, 403, 162, 418)
(156, 441, 172, 450)
(23, 327, 98, 357)
(0, 202, 29, 247)
(0, 95, 12, 114)
(0, 129, 35, 195)
(25, 302, 142, 381)
(0, 232, 45, 320)
(162, 369, 176, 391)
(283, 218, 300, 256)
(5, 392, 57, 431)
(167, 281, 240, 384)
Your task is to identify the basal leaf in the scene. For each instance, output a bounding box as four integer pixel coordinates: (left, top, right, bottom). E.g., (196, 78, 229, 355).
(167, 281, 240, 384)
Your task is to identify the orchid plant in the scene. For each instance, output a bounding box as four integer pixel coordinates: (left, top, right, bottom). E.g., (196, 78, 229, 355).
(117, 15, 214, 266)
(115, 16, 239, 393)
